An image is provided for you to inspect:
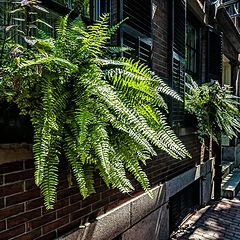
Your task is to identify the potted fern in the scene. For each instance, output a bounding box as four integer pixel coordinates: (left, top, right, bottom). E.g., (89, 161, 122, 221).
(0, 2, 189, 209)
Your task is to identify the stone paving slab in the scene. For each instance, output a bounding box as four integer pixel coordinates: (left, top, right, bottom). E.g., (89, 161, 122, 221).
(171, 192, 240, 240)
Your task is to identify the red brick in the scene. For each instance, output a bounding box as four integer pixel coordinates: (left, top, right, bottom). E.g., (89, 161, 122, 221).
(0, 161, 23, 174)
(54, 197, 70, 210)
(57, 180, 69, 191)
(29, 212, 56, 230)
(58, 170, 68, 181)
(101, 189, 118, 198)
(71, 206, 91, 221)
(35, 231, 56, 240)
(0, 198, 4, 209)
(6, 189, 40, 206)
(92, 198, 109, 211)
(26, 197, 44, 210)
(70, 193, 83, 204)
(0, 224, 25, 240)
(109, 192, 126, 202)
(0, 204, 24, 220)
(57, 202, 80, 218)
(42, 197, 69, 215)
(57, 219, 81, 237)
(5, 169, 34, 183)
(94, 177, 101, 187)
(7, 208, 41, 228)
(0, 220, 6, 231)
(24, 159, 35, 169)
(57, 186, 79, 200)
(25, 179, 37, 191)
(95, 184, 108, 193)
(12, 228, 41, 240)
(0, 175, 3, 185)
(82, 193, 101, 208)
(0, 182, 23, 197)
(42, 216, 69, 234)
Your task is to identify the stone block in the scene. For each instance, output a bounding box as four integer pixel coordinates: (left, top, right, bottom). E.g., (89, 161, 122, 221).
(122, 203, 169, 240)
(130, 185, 166, 225)
(166, 159, 213, 198)
(64, 203, 131, 240)
(201, 172, 213, 205)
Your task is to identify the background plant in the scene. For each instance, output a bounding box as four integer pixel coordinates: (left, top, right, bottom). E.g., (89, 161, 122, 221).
(1, 6, 190, 209)
(185, 76, 240, 145)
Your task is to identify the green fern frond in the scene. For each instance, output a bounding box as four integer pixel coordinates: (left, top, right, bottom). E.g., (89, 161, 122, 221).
(92, 125, 111, 184)
(40, 149, 60, 210)
(86, 14, 110, 57)
(20, 56, 78, 71)
(109, 152, 134, 193)
(55, 14, 70, 38)
(64, 131, 90, 198)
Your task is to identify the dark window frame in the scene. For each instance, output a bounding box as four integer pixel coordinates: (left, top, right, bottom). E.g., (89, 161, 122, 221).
(186, 22, 198, 77)
(119, 0, 153, 65)
(186, 10, 202, 83)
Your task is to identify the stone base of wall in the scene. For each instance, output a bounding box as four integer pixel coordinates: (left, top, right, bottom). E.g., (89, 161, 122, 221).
(59, 159, 214, 240)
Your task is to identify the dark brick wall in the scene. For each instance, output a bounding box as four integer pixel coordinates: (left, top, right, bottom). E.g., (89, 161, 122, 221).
(0, 133, 200, 239)
(147, 133, 200, 186)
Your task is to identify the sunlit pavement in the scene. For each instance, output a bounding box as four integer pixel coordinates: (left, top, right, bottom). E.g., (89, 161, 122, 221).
(171, 192, 240, 240)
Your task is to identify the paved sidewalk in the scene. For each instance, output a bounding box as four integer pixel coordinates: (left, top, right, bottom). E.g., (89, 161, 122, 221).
(171, 193, 240, 240)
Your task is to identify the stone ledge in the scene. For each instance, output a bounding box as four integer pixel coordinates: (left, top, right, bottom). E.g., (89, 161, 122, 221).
(59, 185, 167, 240)
(130, 184, 166, 225)
(0, 143, 33, 165)
(166, 159, 213, 198)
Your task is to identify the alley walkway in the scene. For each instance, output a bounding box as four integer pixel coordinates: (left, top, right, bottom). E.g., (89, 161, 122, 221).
(171, 192, 240, 240)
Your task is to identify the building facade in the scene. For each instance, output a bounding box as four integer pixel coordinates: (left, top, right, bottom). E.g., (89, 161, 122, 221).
(0, 0, 239, 240)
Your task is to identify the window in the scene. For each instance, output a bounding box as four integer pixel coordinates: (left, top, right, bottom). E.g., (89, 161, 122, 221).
(120, 0, 152, 64)
(223, 0, 240, 31)
(186, 22, 199, 79)
(222, 56, 231, 86)
(208, 28, 222, 81)
(92, 0, 111, 21)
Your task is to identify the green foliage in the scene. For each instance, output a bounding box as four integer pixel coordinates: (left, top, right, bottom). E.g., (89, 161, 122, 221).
(0, 0, 51, 62)
(0, 13, 190, 209)
(185, 76, 240, 144)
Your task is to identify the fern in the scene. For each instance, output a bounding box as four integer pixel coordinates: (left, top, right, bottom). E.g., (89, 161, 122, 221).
(185, 77, 240, 144)
(1, 13, 190, 209)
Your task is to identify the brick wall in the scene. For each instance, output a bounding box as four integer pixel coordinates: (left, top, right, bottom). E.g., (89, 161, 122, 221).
(0, 132, 200, 239)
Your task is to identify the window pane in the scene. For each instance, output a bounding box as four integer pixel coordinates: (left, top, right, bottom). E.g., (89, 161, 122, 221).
(186, 21, 198, 76)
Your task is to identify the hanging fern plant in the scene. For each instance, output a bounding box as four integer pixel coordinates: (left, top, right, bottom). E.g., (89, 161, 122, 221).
(185, 76, 240, 144)
(1, 12, 190, 209)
